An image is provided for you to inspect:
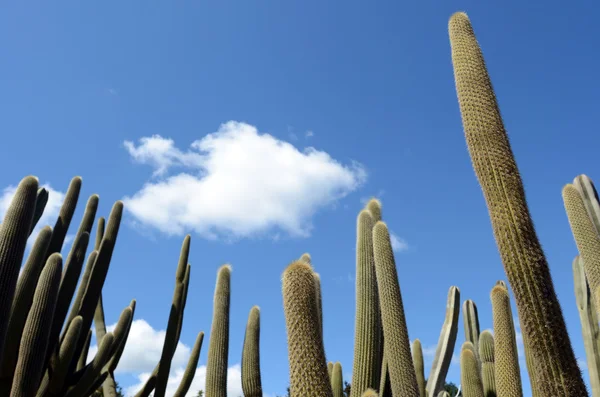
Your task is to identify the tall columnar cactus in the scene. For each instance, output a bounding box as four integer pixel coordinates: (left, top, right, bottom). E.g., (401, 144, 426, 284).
(372, 221, 419, 397)
(328, 362, 334, 380)
(563, 184, 600, 315)
(479, 330, 496, 397)
(205, 265, 232, 397)
(461, 342, 484, 397)
(282, 261, 332, 397)
(46, 177, 82, 257)
(412, 340, 426, 397)
(0, 176, 39, 366)
(462, 300, 481, 368)
(379, 355, 392, 397)
(573, 255, 600, 397)
(448, 12, 586, 395)
(427, 286, 460, 397)
(173, 332, 204, 397)
(573, 175, 600, 233)
(351, 210, 382, 396)
(332, 362, 344, 397)
(30, 188, 48, 236)
(10, 253, 61, 397)
(242, 306, 263, 397)
(490, 285, 522, 397)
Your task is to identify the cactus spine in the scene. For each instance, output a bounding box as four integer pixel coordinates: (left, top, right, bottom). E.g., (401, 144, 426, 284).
(427, 286, 460, 397)
(490, 285, 522, 397)
(412, 339, 426, 397)
(479, 330, 496, 397)
(205, 265, 232, 397)
(242, 306, 263, 397)
(282, 261, 332, 397)
(351, 210, 382, 396)
(372, 221, 418, 396)
(448, 12, 586, 395)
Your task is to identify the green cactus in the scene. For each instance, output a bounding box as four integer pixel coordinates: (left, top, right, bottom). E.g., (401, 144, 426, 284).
(573, 255, 600, 397)
(46, 177, 82, 257)
(300, 253, 312, 265)
(461, 342, 484, 397)
(573, 175, 600, 233)
(448, 12, 586, 395)
(332, 362, 344, 397)
(412, 340, 426, 397)
(328, 362, 334, 380)
(0, 226, 53, 387)
(351, 210, 382, 396)
(372, 221, 419, 396)
(313, 272, 324, 340)
(10, 253, 62, 397)
(427, 286, 460, 397)
(205, 265, 232, 397)
(564, 184, 600, 316)
(64, 332, 114, 397)
(479, 330, 496, 397)
(490, 285, 522, 397)
(0, 176, 39, 366)
(29, 188, 48, 236)
(47, 316, 83, 395)
(463, 300, 481, 369)
(379, 355, 392, 397)
(173, 332, 204, 397)
(242, 306, 262, 397)
(282, 261, 332, 397)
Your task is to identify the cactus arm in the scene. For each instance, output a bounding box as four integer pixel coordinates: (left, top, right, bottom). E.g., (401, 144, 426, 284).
(241, 306, 262, 397)
(173, 332, 204, 397)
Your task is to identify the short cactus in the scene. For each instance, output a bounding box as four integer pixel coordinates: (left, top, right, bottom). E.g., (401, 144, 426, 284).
(479, 330, 496, 397)
(461, 342, 484, 397)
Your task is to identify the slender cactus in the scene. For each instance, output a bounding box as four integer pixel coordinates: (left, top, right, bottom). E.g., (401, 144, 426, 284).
(412, 340, 426, 397)
(448, 12, 586, 395)
(29, 188, 48, 236)
(573, 255, 600, 397)
(352, 210, 381, 396)
(427, 286, 460, 397)
(242, 306, 262, 397)
(173, 332, 204, 397)
(461, 342, 484, 397)
(313, 272, 324, 341)
(0, 176, 39, 366)
(46, 177, 82, 257)
(479, 330, 496, 397)
(282, 261, 332, 397)
(10, 253, 62, 397)
(463, 300, 481, 369)
(332, 362, 344, 397)
(490, 285, 522, 397)
(205, 265, 232, 397)
(372, 221, 418, 397)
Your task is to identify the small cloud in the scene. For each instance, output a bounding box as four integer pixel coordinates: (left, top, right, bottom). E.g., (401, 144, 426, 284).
(390, 232, 409, 253)
(289, 132, 298, 141)
(305, 130, 314, 138)
(578, 358, 588, 372)
(107, 88, 118, 96)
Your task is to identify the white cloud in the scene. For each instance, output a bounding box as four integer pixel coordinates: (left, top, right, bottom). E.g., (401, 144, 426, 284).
(125, 364, 243, 397)
(390, 232, 409, 253)
(88, 319, 190, 374)
(123, 121, 366, 239)
(305, 130, 314, 138)
(0, 182, 68, 248)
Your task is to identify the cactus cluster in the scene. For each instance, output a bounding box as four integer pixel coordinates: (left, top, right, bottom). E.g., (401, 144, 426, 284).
(0, 10, 598, 397)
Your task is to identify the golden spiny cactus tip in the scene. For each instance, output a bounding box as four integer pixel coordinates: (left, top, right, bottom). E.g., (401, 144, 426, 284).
(366, 199, 382, 222)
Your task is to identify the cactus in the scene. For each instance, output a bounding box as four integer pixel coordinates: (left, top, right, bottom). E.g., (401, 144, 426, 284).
(563, 184, 600, 315)
(573, 175, 600, 234)
(313, 272, 324, 341)
(30, 188, 48, 236)
(328, 362, 333, 380)
(332, 362, 344, 397)
(10, 253, 61, 397)
(362, 389, 378, 397)
(379, 355, 392, 397)
(427, 286, 460, 397)
(0, 176, 39, 366)
(46, 177, 82, 257)
(205, 265, 232, 397)
(352, 210, 382, 396)
(173, 332, 204, 397)
(490, 285, 522, 397)
(462, 300, 481, 369)
(479, 330, 496, 397)
(282, 261, 332, 397)
(242, 306, 262, 397)
(437, 392, 450, 397)
(412, 340, 426, 397)
(448, 12, 586, 395)
(372, 221, 418, 396)
(461, 342, 484, 397)
(573, 255, 600, 397)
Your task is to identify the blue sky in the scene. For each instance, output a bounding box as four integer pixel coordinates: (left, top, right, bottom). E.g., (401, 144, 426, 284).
(1, 1, 599, 396)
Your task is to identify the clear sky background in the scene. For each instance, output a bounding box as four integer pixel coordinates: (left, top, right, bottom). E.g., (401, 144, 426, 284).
(1, 1, 599, 396)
